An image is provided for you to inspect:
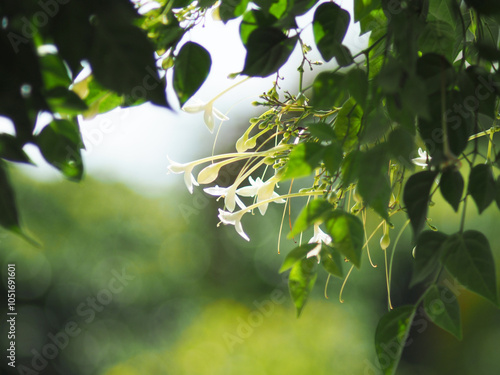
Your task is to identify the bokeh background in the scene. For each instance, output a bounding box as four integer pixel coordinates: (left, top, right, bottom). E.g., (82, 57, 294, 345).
(1, 2, 500, 375)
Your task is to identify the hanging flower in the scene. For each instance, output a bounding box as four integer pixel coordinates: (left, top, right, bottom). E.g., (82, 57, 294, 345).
(166, 156, 198, 194)
(237, 176, 284, 215)
(218, 209, 250, 241)
(182, 98, 229, 133)
(412, 148, 431, 168)
(307, 224, 332, 262)
(204, 185, 246, 210)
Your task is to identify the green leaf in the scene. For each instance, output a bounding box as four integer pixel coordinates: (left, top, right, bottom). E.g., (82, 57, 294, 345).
(333, 45, 354, 67)
(242, 27, 298, 77)
(0, 134, 32, 164)
(354, 0, 382, 22)
(320, 245, 343, 278)
(279, 243, 317, 273)
(388, 127, 415, 169)
(282, 143, 324, 180)
(89, 20, 168, 107)
(439, 169, 464, 212)
(219, 0, 249, 22)
(357, 145, 391, 220)
(39, 53, 72, 90)
(411, 231, 448, 287)
(464, 0, 500, 15)
(496, 177, 500, 210)
(46, 87, 88, 115)
(346, 68, 368, 109)
(36, 120, 84, 181)
(240, 9, 278, 45)
(418, 20, 456, 62)
(324, 211, 364, 268)
(307, 122, 336, 141)
(0, 163, 20, 232)
(288, 258, 318, 317)
(313, 3, 350, 62)
(173, 42, 212, 106)
(403, 171, 438, 238)
(424, 285, 462, 340)
(341, 150, 362, 185)
(333, 98, 363, 150)
(323, 143, 344, 176)
(416, 53, 455, 95)
(310, 71, 347, 109)
(468, 164, 496, 214)
(289, 199, 333, 237)
(444, 231, 498, 305)
(375, 305, 416, 375)
(427, 0, 456, 30)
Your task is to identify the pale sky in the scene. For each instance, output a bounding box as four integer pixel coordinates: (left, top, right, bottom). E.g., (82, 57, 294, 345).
(1, 1, 366, 196)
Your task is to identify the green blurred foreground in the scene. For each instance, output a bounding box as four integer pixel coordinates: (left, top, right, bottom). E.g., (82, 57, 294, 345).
(1, 170, 499, 375)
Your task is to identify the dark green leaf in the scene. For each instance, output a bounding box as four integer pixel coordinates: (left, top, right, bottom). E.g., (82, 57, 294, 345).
(411, 231, 448, 287)
(357, 145, 391, 220)
(282, 143, 324, 180)
(333, 98, 363, 150)
(419, 21, 456, 62)
(346, 68, 368, 109)
(46, 87, 88, 115)
(288, 258, 318, 317)
(310, 71, 347, 110)
(324, 211, 364, 268)
(468, 164, 496, 214)
(279, 243, 317, 273)
(173, 42, 212, 106)
(320, 245, 343, 278)
(323, 143, 344, 176)
(39, 53, 72, 90)
(428, 0, 456, 29)
(313, 3, 350, 62)
(36, 120, 84, 181)
(388, 127, 415, 169)
(89, 21, 168, 107)
(444, 231, 498, 305)
(416, 53, 455, 95)
(0, 134, 32, 163)
(239, 9, 278, 45)
(219, 0, 249, 22)
(465, 0, 500, 15)
(496, 177, 500, 210)
(242, 27, 298, 77)
(439, 169, 464, 212)
(354, 0, 382, 22)
(375, 305, 416, 375)
(0, 162, 20, 231)
(403, 170, 438, 238)
(333, 45, 354, 67)
(289, 199, 334, 237)
(307, 122, 336, 141)
(341, 150, 362, 185)
(424, 285, 462, 340)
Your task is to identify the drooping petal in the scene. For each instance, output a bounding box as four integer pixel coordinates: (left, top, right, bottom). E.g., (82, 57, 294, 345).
(167, 156, 198, 194)
(224, 183, 238, 212)
(204, 105, 215, 133)
(184, 171, 199, 194)
(306, 243, 322, 262)
(182, 99, 206, 113)
(212, 106, 229, 121)
(218, 209, 250, 241)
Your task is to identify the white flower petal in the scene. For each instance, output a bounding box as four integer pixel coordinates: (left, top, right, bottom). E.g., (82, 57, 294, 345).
(306, 244, 322, 262)
(224, 184, 238, 212)
(204, 106, 215, 133)
(236, 185, 258, 197)
(204, 185, 228, 196)
(212, 106, 229, 121)
(218, 209, 250, 241)
(182, 99, 206, 113)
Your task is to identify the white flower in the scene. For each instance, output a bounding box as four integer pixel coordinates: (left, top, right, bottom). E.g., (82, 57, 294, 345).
(204, 185, 246, 210)
(412, 148, 431, 168)
(307, 224, 332, 262)
(237, 176, 285, 215)
(218, 209, 250, 241)
(182, 98, 229, 133)
(166, 156, 198, 194)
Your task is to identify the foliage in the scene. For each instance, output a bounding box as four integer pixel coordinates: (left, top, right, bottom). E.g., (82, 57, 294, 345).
(1, 1, 500, 374)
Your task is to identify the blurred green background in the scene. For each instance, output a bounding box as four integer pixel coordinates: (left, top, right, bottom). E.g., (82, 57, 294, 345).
(1, 161, 499, 375)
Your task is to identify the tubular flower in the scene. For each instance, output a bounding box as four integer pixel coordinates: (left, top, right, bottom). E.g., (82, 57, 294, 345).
(182, 98, 229, 133)
(412, 148, 431, 168)
(218, 209, 250, 241)
(166, 156, 198, 194)
(237, 176, 284, 215)
(204, 186, 246, 210)
(307, 224, 332, 262)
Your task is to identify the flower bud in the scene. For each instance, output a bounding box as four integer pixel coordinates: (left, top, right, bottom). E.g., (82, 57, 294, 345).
(197, 162, 224, 184)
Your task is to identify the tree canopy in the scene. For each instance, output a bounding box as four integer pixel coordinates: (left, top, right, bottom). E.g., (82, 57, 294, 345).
(1, 1, 500, 374)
